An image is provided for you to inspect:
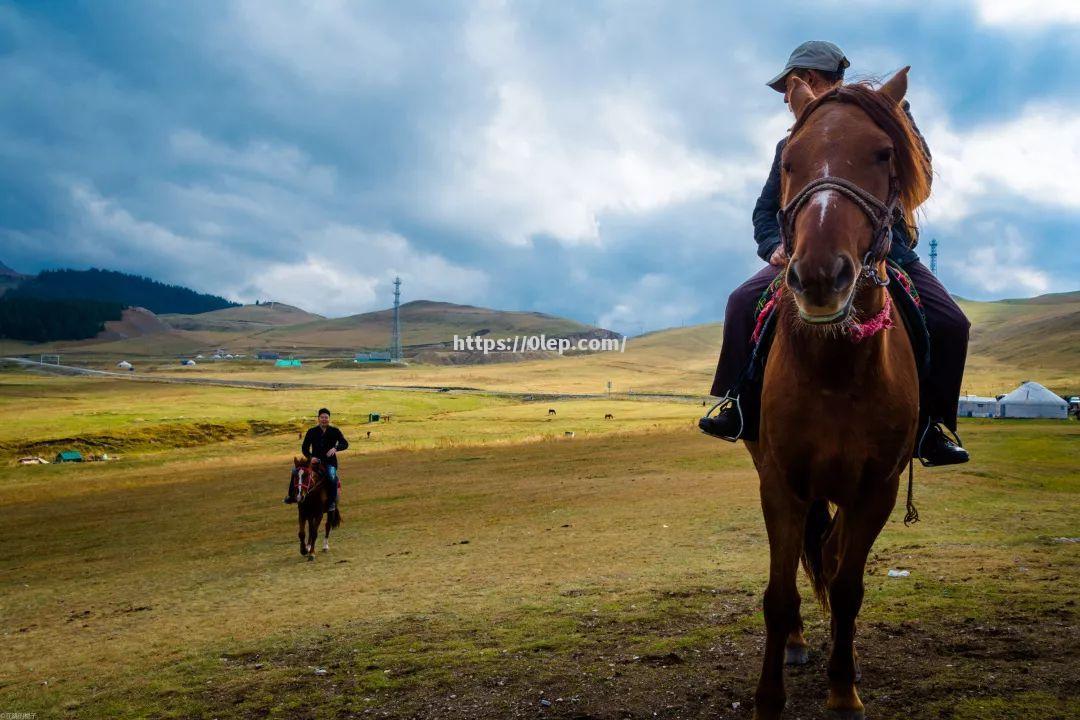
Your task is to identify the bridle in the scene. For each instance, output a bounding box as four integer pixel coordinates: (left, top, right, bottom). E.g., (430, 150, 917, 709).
(776, 101, 905, 288)
(294, 464, 325, 502)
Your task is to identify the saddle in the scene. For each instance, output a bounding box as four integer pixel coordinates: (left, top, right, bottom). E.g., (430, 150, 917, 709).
(730, 261, 930, 440)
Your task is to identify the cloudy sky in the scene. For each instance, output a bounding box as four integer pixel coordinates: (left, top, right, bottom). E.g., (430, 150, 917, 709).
(1, 1, 1077, 333)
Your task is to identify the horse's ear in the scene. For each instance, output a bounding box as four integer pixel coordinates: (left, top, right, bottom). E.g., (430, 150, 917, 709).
(294, 457, 302, 467)
(788, 75, 816, 119)
(880, 66, 910, 105)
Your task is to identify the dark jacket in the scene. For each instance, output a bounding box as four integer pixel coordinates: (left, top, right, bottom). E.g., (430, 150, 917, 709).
(752, 100, 929, 267)
(302, 425, 349, 468)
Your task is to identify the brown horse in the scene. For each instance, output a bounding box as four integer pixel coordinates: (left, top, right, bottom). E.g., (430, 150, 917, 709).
(292, 457, 341, 559)
(746, 68, 929, 720)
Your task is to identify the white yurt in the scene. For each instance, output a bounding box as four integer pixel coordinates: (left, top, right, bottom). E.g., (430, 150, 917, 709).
(116, 360, 133, 370)
(997, 381, 1068, 419)
(958, 395, 999, 418)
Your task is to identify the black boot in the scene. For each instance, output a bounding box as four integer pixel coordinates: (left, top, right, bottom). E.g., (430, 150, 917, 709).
(698, 401, 743, 442)
(283, 494, 296, 504)
(917, 423, 969, 467)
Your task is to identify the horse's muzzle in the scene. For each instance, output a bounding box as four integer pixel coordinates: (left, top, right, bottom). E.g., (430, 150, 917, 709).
(787, 254, 857, 323)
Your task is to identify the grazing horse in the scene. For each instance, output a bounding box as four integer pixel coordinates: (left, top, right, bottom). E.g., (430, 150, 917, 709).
(548, 408, 557, 416)
(291, 457, 341, 559)
(746, 68, 929, 720)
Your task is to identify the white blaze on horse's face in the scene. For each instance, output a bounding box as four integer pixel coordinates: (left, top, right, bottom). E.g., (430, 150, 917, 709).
(811, 161, 835, 229)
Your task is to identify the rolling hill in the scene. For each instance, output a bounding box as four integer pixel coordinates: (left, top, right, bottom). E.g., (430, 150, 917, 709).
(957, 291, 1079, 396)
(251, 300, 618, 352)
(4, 299, 621, 359)
(4, 289, 1075, 399)
(149, 293, 1072, 397)
(161, 303, 324, 331)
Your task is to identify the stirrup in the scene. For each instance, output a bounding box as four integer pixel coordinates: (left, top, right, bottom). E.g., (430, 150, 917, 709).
(915, 419, 963, 467)
(701, 393, 744, 442)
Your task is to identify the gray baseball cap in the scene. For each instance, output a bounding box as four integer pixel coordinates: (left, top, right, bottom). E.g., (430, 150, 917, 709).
(766, 41, 850, 93)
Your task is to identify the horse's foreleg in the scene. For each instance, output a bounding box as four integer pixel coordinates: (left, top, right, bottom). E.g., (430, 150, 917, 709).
(825, 481, 896, 719)
(298, 511, 308, 556)
(322, 514, 331, 552)
(306, 516, 319, 559)
(754, 485, 808, 720)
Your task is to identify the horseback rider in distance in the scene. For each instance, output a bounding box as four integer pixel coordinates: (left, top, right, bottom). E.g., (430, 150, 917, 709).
(284, 407, 349, 510)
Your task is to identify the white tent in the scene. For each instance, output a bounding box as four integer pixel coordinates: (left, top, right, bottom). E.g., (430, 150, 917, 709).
(958, 395, 998, 418)
(997, 381, 1068, 419)
(116, 360, 133, 370)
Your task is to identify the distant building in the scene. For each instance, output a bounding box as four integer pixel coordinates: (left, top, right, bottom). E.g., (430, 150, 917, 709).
(181, 359, 196, 366)
(56, 450, 84, 463)
(997, 381, 1069, 419)
(355, 351, 392, 363)
(958, 395, 998, 418)
(275, 358, 302, 367)
(257, 351, 280, 360)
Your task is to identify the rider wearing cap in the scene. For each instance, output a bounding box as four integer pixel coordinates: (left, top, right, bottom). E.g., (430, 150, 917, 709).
(699, 41, 970, 466)
(285, 407, 349, 510)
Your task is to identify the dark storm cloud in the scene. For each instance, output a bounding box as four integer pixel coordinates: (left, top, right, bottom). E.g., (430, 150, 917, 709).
(1, 1, 1076, 332)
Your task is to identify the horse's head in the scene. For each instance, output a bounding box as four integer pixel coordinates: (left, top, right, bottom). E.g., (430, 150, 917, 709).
(780, 68, 930, 324)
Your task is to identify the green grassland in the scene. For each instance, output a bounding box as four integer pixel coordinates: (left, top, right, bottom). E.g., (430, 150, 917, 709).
(0, 368, 1077, 719)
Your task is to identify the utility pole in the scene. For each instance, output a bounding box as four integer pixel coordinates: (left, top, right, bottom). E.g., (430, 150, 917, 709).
(390, 277, 403, 361)
(929, 237, 939, 275)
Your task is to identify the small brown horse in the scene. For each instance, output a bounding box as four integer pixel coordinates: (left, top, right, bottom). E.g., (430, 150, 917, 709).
(292, 457, 341, 559)
(747, 68, 929, 719)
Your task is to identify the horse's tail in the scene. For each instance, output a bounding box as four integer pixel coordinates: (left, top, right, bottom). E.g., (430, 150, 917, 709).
(802, 499, 833, 611)
(328, 507, 341, 530)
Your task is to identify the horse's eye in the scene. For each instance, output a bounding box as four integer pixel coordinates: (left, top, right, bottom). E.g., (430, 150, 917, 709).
(782, 161, 792, 173)
(875, 148, 892, 163)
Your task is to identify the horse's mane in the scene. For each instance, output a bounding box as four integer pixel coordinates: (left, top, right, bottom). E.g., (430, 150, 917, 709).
(790, 82, 931, 231)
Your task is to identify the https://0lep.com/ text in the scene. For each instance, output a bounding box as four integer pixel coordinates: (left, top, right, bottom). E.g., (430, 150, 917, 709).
(452, 334, 627, 355)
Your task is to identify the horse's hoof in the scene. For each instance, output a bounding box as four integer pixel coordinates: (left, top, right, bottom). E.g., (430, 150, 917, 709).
(784, 645, 810, 665)
(307, 554, 315, 562)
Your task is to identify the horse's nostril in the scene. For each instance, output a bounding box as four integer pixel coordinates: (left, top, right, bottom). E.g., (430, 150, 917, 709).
(833, 257, 855, 292)
(787, 262, 804, 293)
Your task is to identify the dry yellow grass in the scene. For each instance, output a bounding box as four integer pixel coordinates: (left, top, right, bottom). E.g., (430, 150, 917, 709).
(0, 400, 1076, 718)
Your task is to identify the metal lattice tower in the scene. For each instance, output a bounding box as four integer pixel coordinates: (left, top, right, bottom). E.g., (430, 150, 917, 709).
(929, 237, 939, 275)
(390, 277, 403, 361)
